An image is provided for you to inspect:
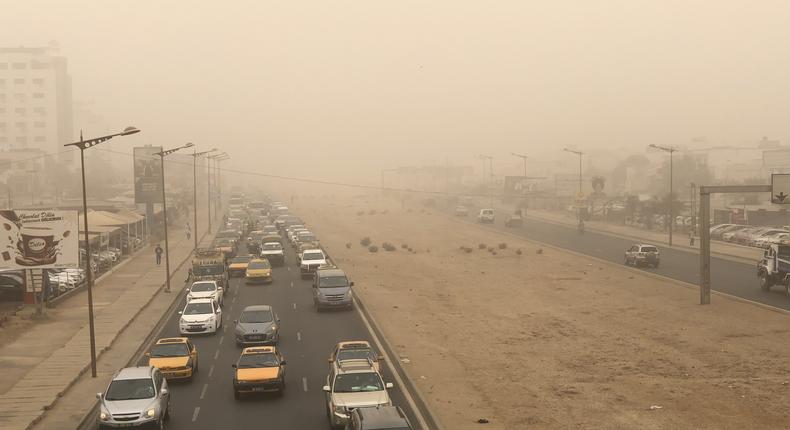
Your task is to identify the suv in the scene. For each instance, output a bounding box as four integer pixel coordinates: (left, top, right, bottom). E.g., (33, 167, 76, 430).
(347, 406, 413, 430)
(329, 341, 382, 372)
(313, 267, 354, 311)
(323, 359, 394, 429)
(624, 244, 660, 268)
(186, 280, 223, 305)
(96, 366, 170, 429)
(300, 249, 328, 278)
(260, 242, 285, 266)
(477, 209, 495, 223)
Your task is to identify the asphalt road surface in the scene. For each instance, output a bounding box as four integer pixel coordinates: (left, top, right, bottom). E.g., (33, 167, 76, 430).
(461, 212, 790, 311)
(134, 247, 421, 429)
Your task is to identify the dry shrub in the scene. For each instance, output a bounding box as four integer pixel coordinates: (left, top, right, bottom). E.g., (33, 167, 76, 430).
(360, 237, 371, 246)
(368, 245, 379, 253)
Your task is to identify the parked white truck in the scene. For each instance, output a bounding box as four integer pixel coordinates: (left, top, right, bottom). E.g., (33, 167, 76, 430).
(757, 244, 790, 294)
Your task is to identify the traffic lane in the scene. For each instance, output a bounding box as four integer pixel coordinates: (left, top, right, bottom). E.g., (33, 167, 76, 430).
(157, 249, 419, 429)
(513, 217, 790, 309)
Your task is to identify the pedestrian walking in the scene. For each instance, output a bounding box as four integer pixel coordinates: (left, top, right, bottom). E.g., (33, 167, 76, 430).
(689, 230, 695, 246)
(185, 222, 191, 240)
(155, 244, 163, 265)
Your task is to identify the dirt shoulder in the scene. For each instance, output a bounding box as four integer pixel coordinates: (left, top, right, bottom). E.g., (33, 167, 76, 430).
(291, 193, 790, 430)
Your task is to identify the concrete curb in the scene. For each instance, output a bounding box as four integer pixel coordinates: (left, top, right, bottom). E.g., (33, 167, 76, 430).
(25, 232, 207, 430)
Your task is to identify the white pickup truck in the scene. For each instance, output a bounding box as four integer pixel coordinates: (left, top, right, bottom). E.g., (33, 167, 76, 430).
(299, 249, 327, 279)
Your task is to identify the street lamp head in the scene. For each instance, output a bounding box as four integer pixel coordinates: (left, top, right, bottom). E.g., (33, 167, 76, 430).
(184, 142, 195, 149)
(120, 126, 140, 136)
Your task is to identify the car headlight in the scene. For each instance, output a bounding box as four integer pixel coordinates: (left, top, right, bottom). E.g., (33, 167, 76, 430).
(270, 324, 277, 332)
(186, 358, 194, 368)
(145, 408, 156, 418)
(99, 411, 109, 421)
(346, 290, 353, 298)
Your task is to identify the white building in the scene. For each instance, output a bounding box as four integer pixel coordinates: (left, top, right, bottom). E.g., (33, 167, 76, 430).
(0, 44, 73, 159)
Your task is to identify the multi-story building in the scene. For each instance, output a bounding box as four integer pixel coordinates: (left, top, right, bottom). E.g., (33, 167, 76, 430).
(0, 44, 73, 159)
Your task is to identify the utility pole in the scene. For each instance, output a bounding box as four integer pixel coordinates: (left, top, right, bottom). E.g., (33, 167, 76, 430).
(649, 144, 677, 246)
(563, 148, 584, 227)
(191, 148, 216, 249)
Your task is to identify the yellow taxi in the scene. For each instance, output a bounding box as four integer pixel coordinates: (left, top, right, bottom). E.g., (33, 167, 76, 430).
(228, 255, 253, 277)
(245, 258, 273, 284)
(145, 337, 198, 380)
(232, 346, 286, 398)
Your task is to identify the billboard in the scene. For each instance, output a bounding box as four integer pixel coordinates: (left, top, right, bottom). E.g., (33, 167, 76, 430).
(0, 210, 79, 269)
(504, 176, 538, 196)
(134, 146, 163, 204)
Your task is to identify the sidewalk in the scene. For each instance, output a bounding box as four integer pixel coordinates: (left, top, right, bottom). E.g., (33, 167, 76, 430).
(0, 214, 210, 430)
(522, 208, 762, 263)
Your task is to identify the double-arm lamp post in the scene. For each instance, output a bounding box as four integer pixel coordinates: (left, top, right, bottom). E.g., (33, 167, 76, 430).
(154, 143, 194, 294)
(64, 126, 140, 377)
(206, 153, 227, 233)
(190, 148, 217, 250)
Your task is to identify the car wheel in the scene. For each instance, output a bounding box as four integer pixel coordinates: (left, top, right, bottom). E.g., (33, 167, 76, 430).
(623, 256, 629, 265)
(164, 403, 171, 420)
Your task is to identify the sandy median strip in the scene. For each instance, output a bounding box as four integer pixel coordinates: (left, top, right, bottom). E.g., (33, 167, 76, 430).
(291, 193, 790, 430)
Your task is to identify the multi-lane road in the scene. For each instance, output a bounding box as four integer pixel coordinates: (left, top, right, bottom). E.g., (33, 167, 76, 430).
(468, 212, 790, 310)
(96, 243, 425, 429)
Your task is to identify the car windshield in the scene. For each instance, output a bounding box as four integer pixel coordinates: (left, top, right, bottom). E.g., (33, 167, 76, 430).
(150, 343, 189, 357)
(193, 265, 224, 276)
(319, 276, 348, 288)
(238, 352, 280, 368)
(303, 252, 323, 260)
(231, 256, 252, 264)
(184, 302, 213, 315)
(105, 378, 156, 401)
(240, 309, 273, 323)
(333, 373, 384, 393)
(248, 260, 271, 270)
(215, 240, 232, 247)
(190, 282, 216, 292)
(641, 246, 658, 253)
(262, 243, 282, 250)
(779, 245, 790, 260)
(338, 349, 373, 361)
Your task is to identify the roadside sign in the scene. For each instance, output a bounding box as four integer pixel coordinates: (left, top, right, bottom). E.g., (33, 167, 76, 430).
(771, 174, 790, 204)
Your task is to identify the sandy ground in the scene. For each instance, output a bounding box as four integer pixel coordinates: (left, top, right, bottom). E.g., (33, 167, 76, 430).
(290, 193, 790, 430)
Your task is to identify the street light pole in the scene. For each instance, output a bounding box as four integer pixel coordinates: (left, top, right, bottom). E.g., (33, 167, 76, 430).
(155, 143, 194, 293)
(64, 126, 140, 378)
(191, 148, 216, 249)
(477, 155, 494, 207)
(215, 155, 228, 221)
(511, 152, 528, 178)
(649, 144, 677, 246)
(563, 148, 584, 227)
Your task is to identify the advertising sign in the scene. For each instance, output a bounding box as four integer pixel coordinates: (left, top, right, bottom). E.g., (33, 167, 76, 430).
(503, 176, 536, 196)
(134, 146, 163, 204)
(0, 210, 79, 269)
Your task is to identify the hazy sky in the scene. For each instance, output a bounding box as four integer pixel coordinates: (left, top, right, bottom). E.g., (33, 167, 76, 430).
(3, 1, 790, 183)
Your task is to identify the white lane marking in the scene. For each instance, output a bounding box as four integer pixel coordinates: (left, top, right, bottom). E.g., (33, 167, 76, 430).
(208, 364, 214, 378)
(214, 349, 220, 360)
(290, 281, 294, 288)
(219, 335, 224, 345)
(287, 267, 291, 271)
(302, 377, 308, 392)
(297, 332, 301, 341)
(232, 296, 236, 303)
(192, 407, 200, 422)
(200, 383, 208, 399)
(292, 303, 297, 310)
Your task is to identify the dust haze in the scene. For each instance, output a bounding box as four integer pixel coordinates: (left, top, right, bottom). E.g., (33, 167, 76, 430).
(2, 1, 789, 184)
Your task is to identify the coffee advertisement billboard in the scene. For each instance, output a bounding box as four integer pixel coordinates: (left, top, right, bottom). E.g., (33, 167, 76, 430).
(134, 146, 163, 204)
(0, 210, 79, 269)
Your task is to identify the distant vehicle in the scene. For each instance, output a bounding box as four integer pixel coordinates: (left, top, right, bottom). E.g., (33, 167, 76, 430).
(749, 229, 790, 247)
(179, 298, 222, 336)
(245, 258, 273, 284)
(186, 280, 223, 305)
(146, 337, 198, 381)
(624, 244, 660, 268)
(323, 358, 394, 429)
(313, 266, 354, 311)
(347, 406, 413, 430)
(190, 248, 228, 294)
(720, 225, 751, 242)
(454, 206, 469, 217)
(260, 242, 285, 266)
(757, 244, 790, 294)
(300, 249, 328, 278)
(96, 366, 170, 429)
(328, 340, 382, 372)
(232, 346, 286, 398)
(504, 213, 523, 228)
(261, 225, 279, 235)
(477, 209, 495, 224)
(234, 305, 280, 346)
